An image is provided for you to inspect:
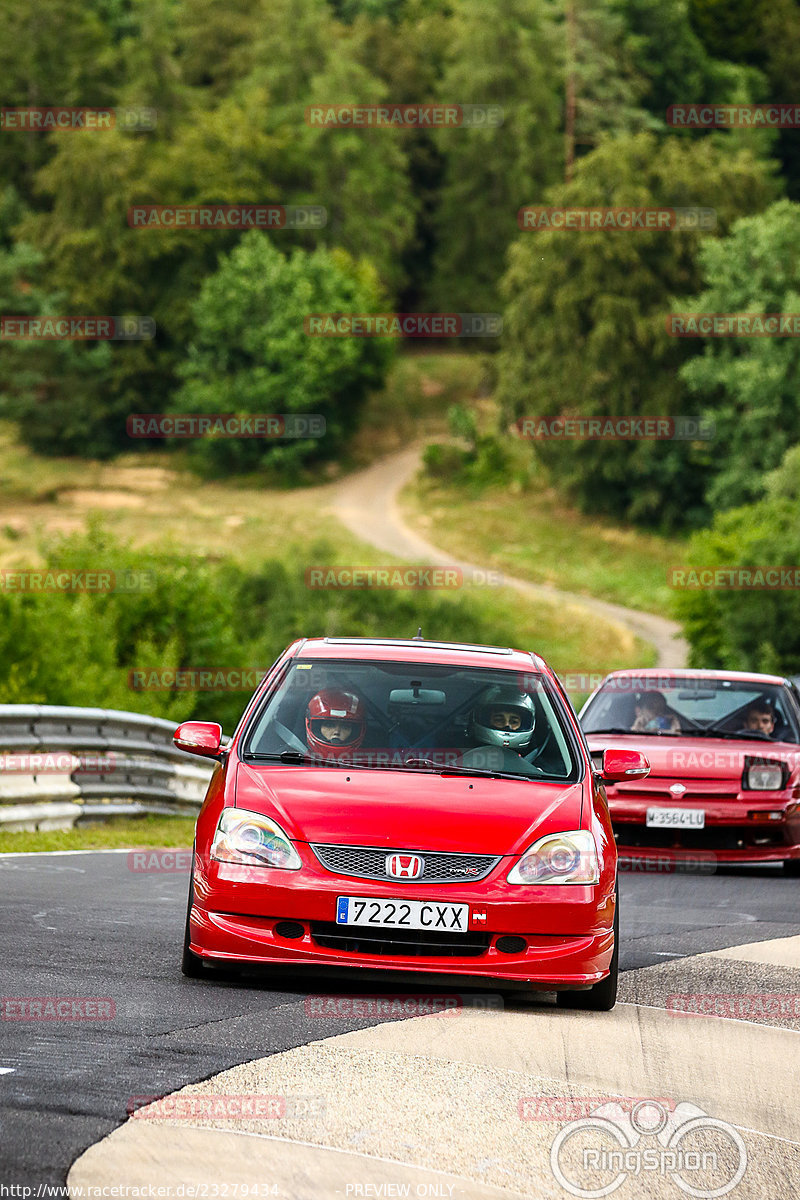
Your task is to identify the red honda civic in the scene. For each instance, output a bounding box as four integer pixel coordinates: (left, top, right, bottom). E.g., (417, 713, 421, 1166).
(580, 669, 800, 872)
(175, 637, 646, 1010)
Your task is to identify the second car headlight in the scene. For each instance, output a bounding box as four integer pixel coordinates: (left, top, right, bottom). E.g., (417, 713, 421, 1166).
(507, 830, 599, 884)
(211, 809, 301, 869)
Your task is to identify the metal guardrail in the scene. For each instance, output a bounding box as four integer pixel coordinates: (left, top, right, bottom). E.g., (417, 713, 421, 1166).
(0, 705, 218, 831)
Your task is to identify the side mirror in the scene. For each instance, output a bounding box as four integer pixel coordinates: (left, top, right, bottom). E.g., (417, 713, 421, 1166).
(599, 747, 650, 782)
(174, 721, 223, 758)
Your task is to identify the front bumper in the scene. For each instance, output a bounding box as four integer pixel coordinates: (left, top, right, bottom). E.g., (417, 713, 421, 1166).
(189, 852, 615, 987)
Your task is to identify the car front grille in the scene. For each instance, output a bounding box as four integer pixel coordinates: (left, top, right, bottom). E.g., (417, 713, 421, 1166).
(309, 843, 501, 884)
(309, 922, 491, 957)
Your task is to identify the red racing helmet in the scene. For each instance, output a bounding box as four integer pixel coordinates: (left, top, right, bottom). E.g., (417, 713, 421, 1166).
(305, 689, 366, 759)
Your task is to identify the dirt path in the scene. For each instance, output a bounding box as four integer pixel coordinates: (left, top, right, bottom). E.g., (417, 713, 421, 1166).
(326, 446, 688, 668)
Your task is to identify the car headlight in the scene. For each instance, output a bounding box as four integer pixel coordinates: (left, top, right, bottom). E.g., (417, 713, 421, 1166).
(507, 830, 599, 885)
(743, 759, 787, 791)
(211, 809, 301, 869)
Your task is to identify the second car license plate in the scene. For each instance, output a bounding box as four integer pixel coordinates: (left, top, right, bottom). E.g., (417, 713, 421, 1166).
(646, 807, 705, 829)
(336, 897, 469, 931)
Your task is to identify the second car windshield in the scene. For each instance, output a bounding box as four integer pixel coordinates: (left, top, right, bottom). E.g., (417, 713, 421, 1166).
(242, 659, 578, 780)
(581, 677, 799, 742)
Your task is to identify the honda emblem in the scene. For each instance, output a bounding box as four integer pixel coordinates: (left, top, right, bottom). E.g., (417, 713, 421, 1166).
(386, 853, 424, 879)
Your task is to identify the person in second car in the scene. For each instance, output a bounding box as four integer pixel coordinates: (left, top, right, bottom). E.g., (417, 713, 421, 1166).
(740, 700, 777, 738)
(631, 691, 680, 734)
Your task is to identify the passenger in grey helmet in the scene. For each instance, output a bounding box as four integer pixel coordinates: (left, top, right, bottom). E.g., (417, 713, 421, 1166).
(460, 685, 539, 773)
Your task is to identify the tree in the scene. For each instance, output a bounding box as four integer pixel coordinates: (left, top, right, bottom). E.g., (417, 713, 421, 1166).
(425, 0, 564, 315)
(497, 132, 778, 530)
(173, 232, 394, 476)
(673, 446, 800, 671)
(678, 199, 800, 511)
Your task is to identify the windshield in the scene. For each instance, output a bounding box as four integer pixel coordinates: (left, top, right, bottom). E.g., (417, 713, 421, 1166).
(242, 659, 579, 781)
(581, 676, 800, 743)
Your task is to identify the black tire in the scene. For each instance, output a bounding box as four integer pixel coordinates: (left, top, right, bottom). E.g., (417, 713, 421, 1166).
(556, 890, 619, 1012)
(783, 859, 800, 877)
(181, 855, 205, 979)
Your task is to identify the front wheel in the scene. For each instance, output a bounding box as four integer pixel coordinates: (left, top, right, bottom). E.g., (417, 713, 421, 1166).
(556, 890, 619, 1012)
(783, 859, 800, 877)
(181, 854, 206, 979)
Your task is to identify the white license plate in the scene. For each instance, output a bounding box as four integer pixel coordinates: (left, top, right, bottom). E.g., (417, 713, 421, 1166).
(646, 807, 705, 829)
(336, 897, 470, 932)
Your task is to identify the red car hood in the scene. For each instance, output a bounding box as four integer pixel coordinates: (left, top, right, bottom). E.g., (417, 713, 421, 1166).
(235, 763, 583, 856)
(586, 733, 799, 783)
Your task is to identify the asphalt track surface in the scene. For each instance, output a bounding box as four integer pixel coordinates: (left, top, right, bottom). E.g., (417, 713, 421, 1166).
(2, 850, 799, 1189)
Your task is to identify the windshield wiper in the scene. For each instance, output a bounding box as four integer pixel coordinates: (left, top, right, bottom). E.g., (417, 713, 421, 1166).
(246, 751, 314, 763)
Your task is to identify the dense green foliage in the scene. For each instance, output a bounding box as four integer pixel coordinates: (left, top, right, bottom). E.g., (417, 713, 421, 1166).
(0, 527, 550, 731)
(673, 446, 800, 673)
(173, 235, 393, 476)
(2, 0, 800, 672)
(678, 199, 800, 511)
(497, 133, 777, 530)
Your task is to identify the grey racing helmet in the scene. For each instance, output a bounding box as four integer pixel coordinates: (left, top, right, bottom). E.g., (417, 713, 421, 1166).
(471, 685, 536, 751)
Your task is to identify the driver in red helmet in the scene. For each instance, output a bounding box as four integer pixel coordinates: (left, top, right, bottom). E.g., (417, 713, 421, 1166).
(305, 689, 366, 762)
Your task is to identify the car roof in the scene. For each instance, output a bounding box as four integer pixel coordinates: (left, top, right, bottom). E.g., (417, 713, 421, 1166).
(291, 637, 549, 673)
(600, 668, 790, 686)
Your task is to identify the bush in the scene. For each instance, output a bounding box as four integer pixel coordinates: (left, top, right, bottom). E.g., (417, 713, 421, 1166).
(174, 234, 395, 479)
(673, 447, 800, 671)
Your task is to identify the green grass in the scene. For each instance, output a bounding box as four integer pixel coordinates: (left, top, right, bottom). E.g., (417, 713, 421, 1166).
(0, 813, 196, 854)
(402, 467, 685, 617)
